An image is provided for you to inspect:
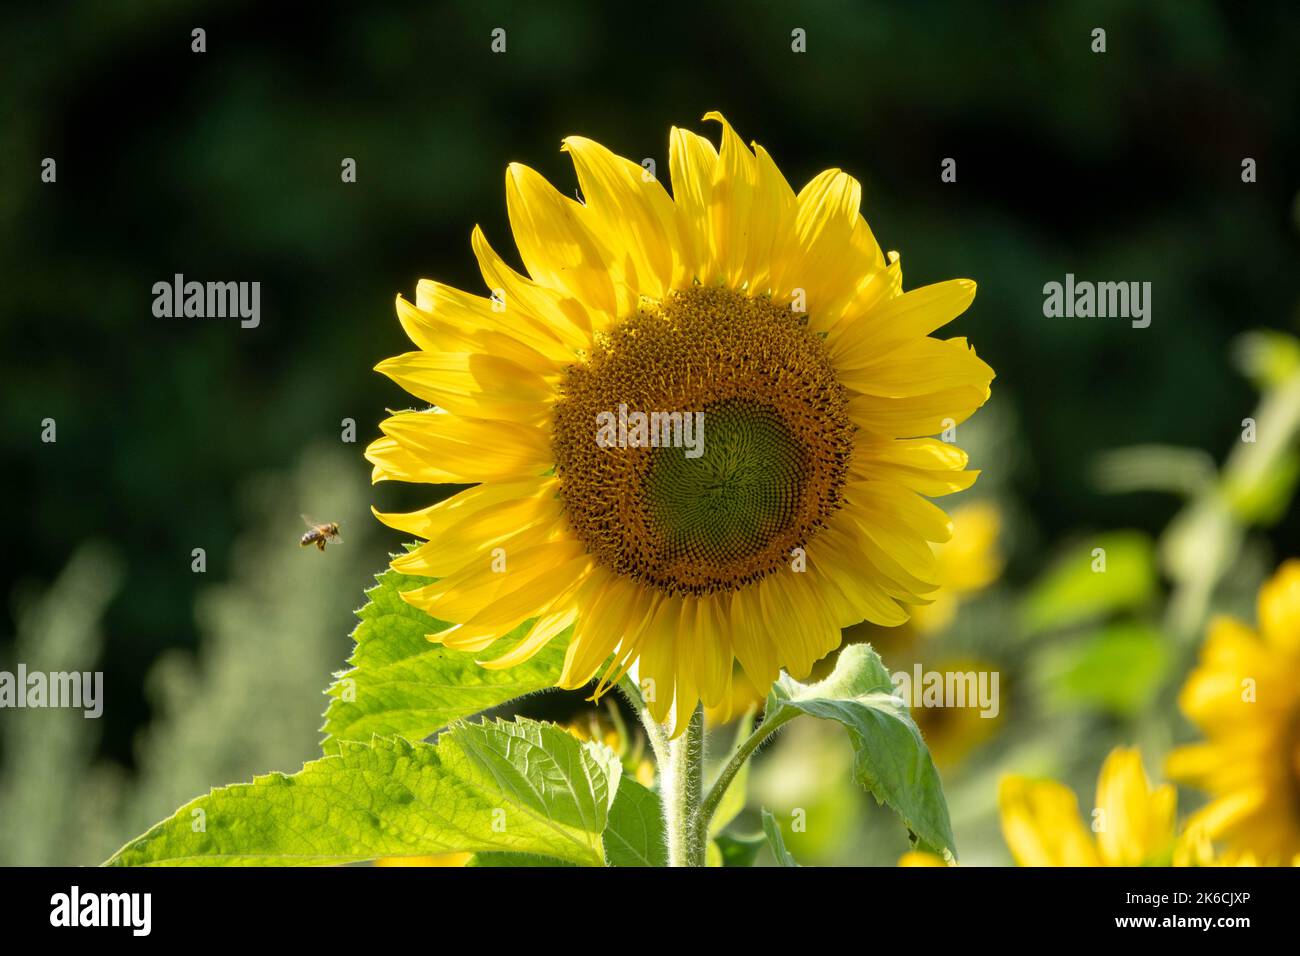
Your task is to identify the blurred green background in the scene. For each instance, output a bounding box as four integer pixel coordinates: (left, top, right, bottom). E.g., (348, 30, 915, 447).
(2, 0, 1299, 865)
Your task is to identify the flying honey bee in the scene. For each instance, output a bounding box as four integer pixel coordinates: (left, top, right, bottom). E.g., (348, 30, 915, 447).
(300, 516, 342, 552)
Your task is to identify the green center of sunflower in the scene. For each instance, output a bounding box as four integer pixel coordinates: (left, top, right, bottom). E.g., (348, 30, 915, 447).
(552, 286, 852, 596)
(644, 399, 804, 570)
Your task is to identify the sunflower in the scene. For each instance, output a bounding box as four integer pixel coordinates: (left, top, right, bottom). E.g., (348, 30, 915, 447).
(367, 113, 993, 732)
(909, 654, 1004, 768)
(1165, 559, 1300, 864)
(999, 747, 1176, 866)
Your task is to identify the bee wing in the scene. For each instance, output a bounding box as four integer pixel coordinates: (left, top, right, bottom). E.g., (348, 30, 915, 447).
(301, 514, 323, 529)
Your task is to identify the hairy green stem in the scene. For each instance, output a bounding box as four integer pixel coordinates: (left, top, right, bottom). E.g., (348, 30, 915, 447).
(660, 703, 706, 867)
(635, 713, 669, 775)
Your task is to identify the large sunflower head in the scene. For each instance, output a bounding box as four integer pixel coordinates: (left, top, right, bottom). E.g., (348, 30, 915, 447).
(366, 113, 994, 731)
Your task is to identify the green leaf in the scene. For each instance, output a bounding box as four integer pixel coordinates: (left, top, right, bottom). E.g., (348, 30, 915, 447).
(715, 831, 765, 867)
(1035, 622, 1169, 716)
(106, 719, 619, 867)
(467, 852, 572, 867)
(603, 777, 666, 867)
(320, 562, 567, 753)
(765, 643, 956, 859)
(761, 809, 799, 867)
(1020, 531, 1156, 634)
(706, 839, 723, 867)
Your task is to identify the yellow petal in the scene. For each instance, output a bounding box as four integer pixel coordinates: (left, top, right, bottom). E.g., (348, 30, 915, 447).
(389, 495, 563, 578)
(803, 550, 866, 629)
(1178, 788, 1269, 847)
(701, 112, 756, 289)
(848, 385, 990, 439)
(394, 293, 560, 373)
(402, 538, 586, 624)
(505, 162, 620, 319)
(562, 135, 679, 299)
(470, 226, 594, 352)
(825, 250, 903, 339)
(783, 169, 871, 325)
(852, 436, 979, 497)
(591, 588, 659, 697)
(372, 479, 551, 539)
(665, 602, 702, 733)
(728, 587, 782, 694)
(375, 351, 554, 424)
(478, 604, 580, 670)
(668, 126, 719, 283)
(368, 410, 552, 484)
(780, 571, 845, 668)
(846, 480, 954, 544)
(999, 776, 1101, 867)
(841, 508, 941, 596)
(414, 280, 575, 366)
(638, 596, 681, 724)
(558, 571, 643, 689)
(745, 143, 798, 293)
(831, 279, 977, 366)
(1178, 616, 1277, 726)
(837, 336, 995, 399)
(1257, 558, 1300, 655)
(899, 851, 949, 867)
(758, 574, 817, 678)
(813, 523, 911, 627)
(1164, 742, 1222, 788)
(687, 595, 733, 708)
(1094, 747, 1176, 866)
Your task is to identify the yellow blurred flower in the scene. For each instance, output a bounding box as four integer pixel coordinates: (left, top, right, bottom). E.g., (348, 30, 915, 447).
(910, 655, 1004, 768)
(566, 708, 656, 788)
(1172, 822, 1277, 867)
(1165, 559, 1300, 864)
(909, 500, 1003, 635)
(999, 747, 1176, 866)
(898, 850, 951, 866)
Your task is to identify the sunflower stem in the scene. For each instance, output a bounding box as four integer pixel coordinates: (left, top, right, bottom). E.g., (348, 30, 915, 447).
(693, 708, 792, 847)
(661, 703, 706, 867)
